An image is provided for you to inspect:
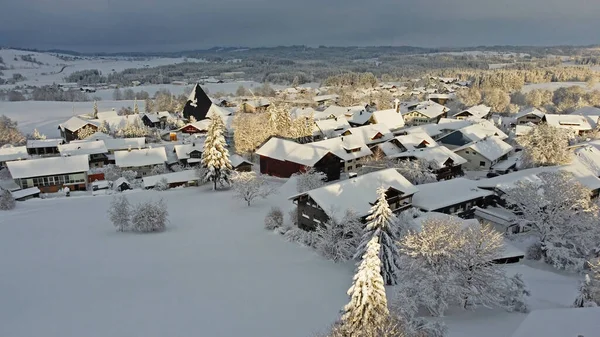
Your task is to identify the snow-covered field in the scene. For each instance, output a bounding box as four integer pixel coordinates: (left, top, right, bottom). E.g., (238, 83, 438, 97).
(521, 81, 600, 93)
(0, 100, 145, 137)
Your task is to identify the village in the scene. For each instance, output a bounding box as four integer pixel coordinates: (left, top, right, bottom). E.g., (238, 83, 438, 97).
(1, 71, 600, 337)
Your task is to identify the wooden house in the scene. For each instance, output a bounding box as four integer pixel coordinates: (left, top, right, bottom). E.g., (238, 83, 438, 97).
(304, 135, 373, 173)
(26, 139, 64, 156)
(173, 141, 204, 166)
(58, 116, 99, 142)
(411, 178, 495, 217)
(141, 111, 171, 128)
(114, 147, 168, 178)
(388, 145, 467, 180)
(400, 101, 449, 126)
(454, 136, 513, 171)
(514, 107, 544, 125)
(452, 104, 492, 120)
(230, 154, 253, 172)
(543, 114, 593, 136)
(6, 154, 90, 193)
(58, 140, 109, 168)
(177, 120, 211, 135)
(289, 168, 417, 231)
(240, 99, 270, 113)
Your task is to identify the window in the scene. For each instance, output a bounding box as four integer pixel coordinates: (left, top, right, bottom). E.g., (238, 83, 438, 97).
(348, 166, 353, 171)
(479, 161, 486, 167)
(465, 150, 470, 154)
(356, 164, 362, 168)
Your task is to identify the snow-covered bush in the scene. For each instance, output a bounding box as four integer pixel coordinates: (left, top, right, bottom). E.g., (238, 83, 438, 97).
(28, 128, 46, 140)
(0, 189, 16, 210)
(231, 171, 275, 206)
(501, 273, 531, 313)
(154, 178, 170, 191)
(294, 168, 326, 193)
(526, 242, 543, 261)
(316, 210, 363, 262)
(102, 164, 122, 182)
(288, 207, 298, 228)
(77, 125, 96, 140)
(284, 227, 319, 247)
(107, 195, 131, 231)
(573, 260, 600, 307)
(130, 199, 168, 232)
(264, 207, 284, 230)
(150, 164, 167, 176)
(121, 170, 138, 183)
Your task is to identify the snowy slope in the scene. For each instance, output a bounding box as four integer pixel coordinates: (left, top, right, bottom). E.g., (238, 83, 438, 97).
(0, 187, 353, 337)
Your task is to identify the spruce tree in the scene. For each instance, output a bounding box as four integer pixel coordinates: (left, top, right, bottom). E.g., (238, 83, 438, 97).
(93, 100, 98, 119)
(134, 99, 140, 114)
(355, 186, 402, 285)
(341, 235, 389, 335)
(201, 114, 232, 190)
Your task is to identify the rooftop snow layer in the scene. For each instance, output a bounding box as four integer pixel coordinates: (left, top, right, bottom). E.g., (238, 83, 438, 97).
(411, 178, 494, 211)
(142, 169, 198, 188)
(26, 138, 64, 149)
(370, 109, 405, 130)
(454, 136, 513, 161)
(58, 140, 108, 156)
(114, 147, 167, 168)
(0, 145, 28, 163)
(6, 154, 90, 179)
(389, 145, 467, 167)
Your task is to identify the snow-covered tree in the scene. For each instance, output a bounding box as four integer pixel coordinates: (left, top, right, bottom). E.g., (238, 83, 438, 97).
(294, 168, 326, 193)
(133, 99, 140, 114)
(341, 236, 390, 335)
(501, 273, 531, 313)
(98, 120, 111, 135)
(231, 171, 275, 206)
(358, 157, 437, 185)
(29, 128, 46, 140)
(518, 123, 571, 167)
(121, 170, 138, 183)
(93, 100, 98, 118)
(150, 164, 167, 176)
(284, 226, 319, 247)
(355, 186, 401, 285)
(0, 189, 16, 210)
(503, 171, 599, 271)
(117, 118, 148, 138)
(154, 177, 169, 191)
(77, 125, 96, 140)
(145, 97, 154, 113)
(573, 260, 600, 307)
(316, 210, 363, 262)
(130, 199, 168, 232)
(264, 206, 284, 230)
(201, 114, 233, 190)
(0, 115, 25, 147)
(107, 195, 131, 231)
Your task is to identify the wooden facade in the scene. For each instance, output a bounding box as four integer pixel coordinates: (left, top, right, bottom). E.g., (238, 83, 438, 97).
(259, 153, 342, 181)
(60, 124, 98, 142)
(180, 124, 207, 134)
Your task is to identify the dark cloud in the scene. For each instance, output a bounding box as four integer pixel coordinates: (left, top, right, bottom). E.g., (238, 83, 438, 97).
(1, 0, 600, 52)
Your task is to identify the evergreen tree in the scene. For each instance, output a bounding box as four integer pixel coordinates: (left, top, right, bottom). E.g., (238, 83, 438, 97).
(201, 114, 233, 190)
(145, 97, 154, 113)
(341, 236, 389, 335)
(355, 186, 402, 285)
(133, 99, 140, 114)
(93, 100, 98, 118)
(0, 189, 16, 210)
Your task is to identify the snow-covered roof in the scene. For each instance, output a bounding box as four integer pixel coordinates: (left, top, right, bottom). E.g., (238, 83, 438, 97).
(83, 131, 113, 141)
(394, 133, 437, 151)
(289, 168, 418, 221)
(58, 140, 108, 156)
(26, 139, 64, 149)
(573, 145, 600, 176)
(436, 118, 473, 131)
(255, 138, 303, 162)
(514, 125, 533, 136)
(6, 155, 90, 179)
(142, 169, 198, 188)
(458, 120, 509, 141)
(315, 117, 351, 137)
(0, 179, 20, 191)
(103, 138, 146, 152)
(314, 105, 363, 120)
(178, 120, 211, 132)
(230, 154, 253, 168)
(307, 135, 373, 162)
(114, 147, 167, 168)
(370, 109, 405, 130)
(243, 99, 270, 108)
(207, 104, 234, 119)
(491, 152, 522, 171)
(173, 142, 204, 160)
(454, 104, 491, 119)
(0, 145, 28, 163)
(454, 136, 513, 161)
(511, 307, 600, 337)
(10, 187, 40, 199)
(514, 107, 545, 119)
(59, 116, 98, 132)
(411, 178, 494, 211)
(544, 114, 593, 131)
(401, 100, 448, 119)
(96, 110, 119, 119)
(291, 107, 317, 119)
(342, 124, 393, 145)
(346, 108, 373, 125)
(389, 146, 467, 167)
(570, 106, 600, 116)
(313, 94, 339, 103)
(473, 206, 518, 227)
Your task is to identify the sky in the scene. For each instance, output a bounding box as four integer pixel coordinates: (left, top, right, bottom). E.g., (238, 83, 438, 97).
(1, 0, 600, 53)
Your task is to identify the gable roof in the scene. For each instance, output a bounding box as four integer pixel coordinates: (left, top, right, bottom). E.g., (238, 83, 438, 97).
(289, 168, 418, 221)
(459, 120, 509, 141)
(394, 133, 437, 151)
(255, 137, 303, 162)
(114, 147, 167, 168)
(515, 107, 545, 119)
(230, 154, 253, 168)
(411, 178, 494, 211)
(454, 104, 491, 119)
(102, 138, 146, 152)
(573, 145, 600, 176)
(346, 108, 373, 126)
(342, 124, 393, 145)
(96, 110, 119, 119)
(570, 106, 600, 116)
(59, 116, 98, 132)
(511, 307, 600, 337)
(0, 145, 28, 163)
(83, 131, 113, 141)
(389, 145, 467, 167)
(454, 136, 513, 161)
(313, 94, 339, 103)
(543, 114, 593, 131)
(314, 116, 351, 137)
(26, 139, 64, 149)
(370, 109, 405, 130)
(307, 135, 373, 162)
(401, 100, 448, 119)
(6, 155, 90, 179)
(142, 169, 199, 188)
(173, 142, 204, 160)
(58, 140, 108, 156)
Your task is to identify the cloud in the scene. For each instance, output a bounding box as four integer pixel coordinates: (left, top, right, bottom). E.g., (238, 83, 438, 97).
(1, 0, 599, 52)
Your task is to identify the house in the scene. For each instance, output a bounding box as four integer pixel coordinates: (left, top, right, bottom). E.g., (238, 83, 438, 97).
(102, 138, 146, 154)
(427, 93, 455, 105)
(182, 84, 213, 122)
(82, 131, 113, 141)
(240, 99, 270, 113)
(26, 139, 64, 156)
(177, 120, 211, 134)
(6, 154, 90, 193)
(543, 114, 593, 135)
(490, 151, 522, 174)
(173, 141, 204, 166)
(141, 111, 171, 128)
(58, 140, 109, 168)
(376, 132, 438, 157)
(142, 169, 199, 189)
(0, 145, 28, 166)
(514, 107, 544, 125)
(10, 187, 41, 201)
(58, 116, 99, 142)
(401, 101, 449, 126)
(313, 94, 339, 106)
(291, 107, 318, 119)
(388, 146, 467, 180)
(313, 116, 351, 140)
(114, 147, 168, 178)
(113, 177, 132, 192)
(230, 154, 253, 172)
(314, 105, 364, 121)
(570, 106, 600, 116)
(306, 135, 373, 173)
(341, 124, 393, 147)
(454, 136, 513, 171)
(453, 104, 492, 120)
(95, 110, 118, 119)
(473, 206, 521, 234)
(437, 121, 508, 150)
(511, 307, 600, 337)
(255, 137, 342, 181)
(289, 168, 418, 230)
(411, 178, 495, 217)
(345, 107, 373, 127)
(369, 109, 405, 133)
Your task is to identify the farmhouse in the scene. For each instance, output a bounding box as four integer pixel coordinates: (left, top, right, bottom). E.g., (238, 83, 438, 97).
(454, 136, 514, 171)
(230, 154, 253, 172)
(0, 145, 28, 166)
(289, 168, 418, 230)
(543, 114, 593, 135)
(114, 147, 168, 177)
(313, 116, 351, 140)
(514, 107, 544, 125)
(369, 108, 405, 132)
(341, 124, 393, 147)
(6, 154, 90, 193)
(401, 101, 449, 126)
(58, 140, 109, 168)
(452, 104, 492, 120)
(307, 135, 373, 173)
(173, 141, 204, 166)
(182, 84, 213, 122)
(177, 120, 211, 134)
(411, 178, 495, 217)
(142, 169, 199, 189)
(240, 99, 270, 113)
(58, 116, 98, 142)
(141, 111, 171, 128)
(26, 139, 64, 156)
(255, 137, 342, 181)
(389, 146, 467, 180)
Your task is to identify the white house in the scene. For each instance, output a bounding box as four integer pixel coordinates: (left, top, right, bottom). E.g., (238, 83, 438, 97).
(341, 124, 393, 147)
(58, 140, 109, 168)
(6, 154, 90, 193)
(306, 135, 373, 173)
(173, 141, 205, 166)
(454, 136, 513, 171)
(313, 117, 351, 140)
(543, 114, 593, 135)
(400, 101, 449, 126)
(114, 147, 168, 177)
